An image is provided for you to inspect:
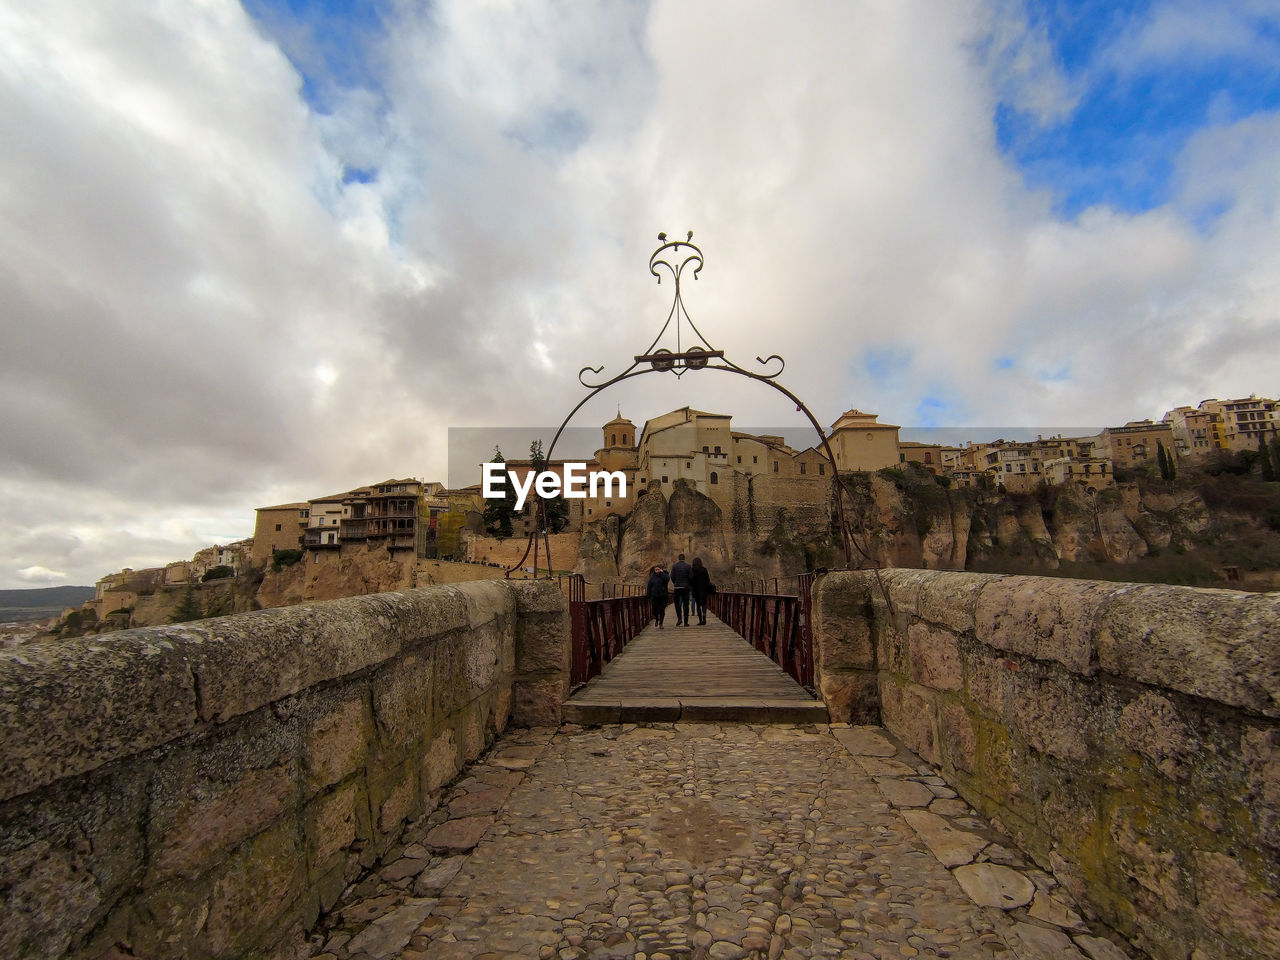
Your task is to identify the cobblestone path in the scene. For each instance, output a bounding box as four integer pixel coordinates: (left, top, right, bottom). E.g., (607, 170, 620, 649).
(309, 723, 1134, 960)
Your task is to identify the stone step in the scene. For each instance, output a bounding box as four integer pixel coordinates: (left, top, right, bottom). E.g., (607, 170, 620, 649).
(562, 697, 829, 725)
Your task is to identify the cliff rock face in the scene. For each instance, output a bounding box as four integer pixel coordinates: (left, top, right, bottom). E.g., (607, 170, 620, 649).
(256, 543, 413, 608)
(609, 481, 732, 581)
(563, 463, 1262, 588)
(665, 480, 731, 571)
(574, 515, 621, 579)
(616, 488, 670, 579)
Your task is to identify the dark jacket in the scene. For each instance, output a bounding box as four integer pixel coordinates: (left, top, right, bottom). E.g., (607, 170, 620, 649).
(646, 570, 670, 599)
(690, 564, 712, 600)
(670, 560, 692, 589)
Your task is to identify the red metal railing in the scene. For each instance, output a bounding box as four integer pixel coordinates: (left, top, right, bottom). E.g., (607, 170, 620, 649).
(562, 574, 656, 685)
(709, 573, 814, 688)
(560, 573, 814, 689)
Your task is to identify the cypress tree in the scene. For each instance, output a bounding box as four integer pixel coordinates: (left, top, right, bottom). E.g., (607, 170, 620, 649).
(1259, 435, 1276, 482)
(482, 446, 517, 539)
(528, 440, 569, 533)
(1156, 441, 1176, 482)
(170, 585, 203, 623)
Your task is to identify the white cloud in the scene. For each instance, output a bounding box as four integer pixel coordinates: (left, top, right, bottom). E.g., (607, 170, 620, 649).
(16, 566, 68, 584)
(1101, 1, 1280, 75)
(977, 0, 1079, 125)
(1, 0, 1279, 586)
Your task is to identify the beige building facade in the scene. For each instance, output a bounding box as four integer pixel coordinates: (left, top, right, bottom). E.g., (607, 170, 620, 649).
(1197, 396, 1278, 452)
(1043, 457, 1116, 492)
(251, 503, 309, 561)
(1097, 420, 1175, 468)
(1163, 407, 1217, 458)
(828, 409, 901, 472)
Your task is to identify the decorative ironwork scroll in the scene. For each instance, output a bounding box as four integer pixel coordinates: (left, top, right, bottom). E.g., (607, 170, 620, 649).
(509, 232, 872, 579)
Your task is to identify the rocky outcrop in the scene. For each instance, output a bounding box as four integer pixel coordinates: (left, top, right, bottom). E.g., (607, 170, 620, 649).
(256, 542, 413, 608)
(573, 514, 621, 579)
(571, 463, 1267, 588)
(610, 482, 732, 580)
(665, 480, 731, 570)
(616, 487, 670, 579)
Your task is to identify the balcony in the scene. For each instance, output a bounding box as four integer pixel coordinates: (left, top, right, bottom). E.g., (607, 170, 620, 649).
(366, 508, 417, 520)
(303, 531, 340, 548)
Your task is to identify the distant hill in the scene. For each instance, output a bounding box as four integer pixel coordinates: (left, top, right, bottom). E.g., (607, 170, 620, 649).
(0, 585, 94, 624)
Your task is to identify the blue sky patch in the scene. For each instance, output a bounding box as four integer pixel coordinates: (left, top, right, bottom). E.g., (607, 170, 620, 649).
(244, 0, 392, 114)
(995, 0, 1280, 217)
(862, 347, 913, 384)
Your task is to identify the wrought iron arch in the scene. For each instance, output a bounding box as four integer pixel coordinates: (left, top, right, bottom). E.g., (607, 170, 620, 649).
(507, 232, 875, 579)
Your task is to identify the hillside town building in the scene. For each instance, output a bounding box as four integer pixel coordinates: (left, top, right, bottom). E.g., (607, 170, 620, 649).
(1195, 396, 1279, 452)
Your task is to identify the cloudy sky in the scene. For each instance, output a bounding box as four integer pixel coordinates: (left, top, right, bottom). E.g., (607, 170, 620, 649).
(2, 0, 1279, 588)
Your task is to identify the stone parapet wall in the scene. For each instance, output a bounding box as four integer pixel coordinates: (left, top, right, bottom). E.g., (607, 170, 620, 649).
(0, 580, 568, 960)
(813, 569, 1280, 960)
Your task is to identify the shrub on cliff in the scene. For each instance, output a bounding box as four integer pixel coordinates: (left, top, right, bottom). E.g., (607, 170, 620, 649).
(201, 565, 235, 582)
(271, 549, 303, 571)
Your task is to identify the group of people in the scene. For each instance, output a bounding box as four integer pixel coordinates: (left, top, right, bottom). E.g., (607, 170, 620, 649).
(646, 554, 715, 627)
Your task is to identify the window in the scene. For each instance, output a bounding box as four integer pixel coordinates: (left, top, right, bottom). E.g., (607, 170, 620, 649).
(714, 445, 721, 454)
(327, 533, 335, 544)
(313, 553, 320, 563)
(819, 463, 825, 476)
(800, 463, 806, 475)
(275, 523, 282, 532)
(605, 501, 611, 507)
(611, 433, 617, 445)
(900, 453, 906, 463)
(710, 472, 718, 484)
(662, 476, 668, 484)
(773, 461, 779, 473)
(702, 445, 709, 453)
(753, 456, 758, 464)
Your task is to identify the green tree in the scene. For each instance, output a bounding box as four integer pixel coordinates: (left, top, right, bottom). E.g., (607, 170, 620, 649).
(1157, 441, 1176, 482)
(482, 446, 517, 539)
(170, 585, 203, 624)
(528, 439, 570, 533)
(1259, 435, 1276, 482)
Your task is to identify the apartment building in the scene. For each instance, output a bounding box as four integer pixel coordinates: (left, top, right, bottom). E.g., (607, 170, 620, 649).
(1043, 457, 1116, 492)
(251, 502, 309, 562)
(1163, 406, 1218, 458)
(1097, 420, 1175, 468)
(1197, 396, 1278, 452)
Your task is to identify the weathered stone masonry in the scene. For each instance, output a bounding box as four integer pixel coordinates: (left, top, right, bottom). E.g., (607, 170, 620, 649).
(813, 569, 1280, 960)
(0, 579, 568, 960)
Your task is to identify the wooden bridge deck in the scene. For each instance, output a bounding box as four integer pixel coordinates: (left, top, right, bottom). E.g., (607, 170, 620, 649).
(562, 612, 828, 724)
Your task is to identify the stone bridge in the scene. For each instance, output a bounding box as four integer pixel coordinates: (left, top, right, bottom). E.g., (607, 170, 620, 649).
(1, 573, 1276, 960)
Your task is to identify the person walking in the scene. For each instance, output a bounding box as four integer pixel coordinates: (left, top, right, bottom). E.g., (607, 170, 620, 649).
(669, 553, 692, 626)
(646, 564, 670, 628)
(689, 556, 713, 625)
